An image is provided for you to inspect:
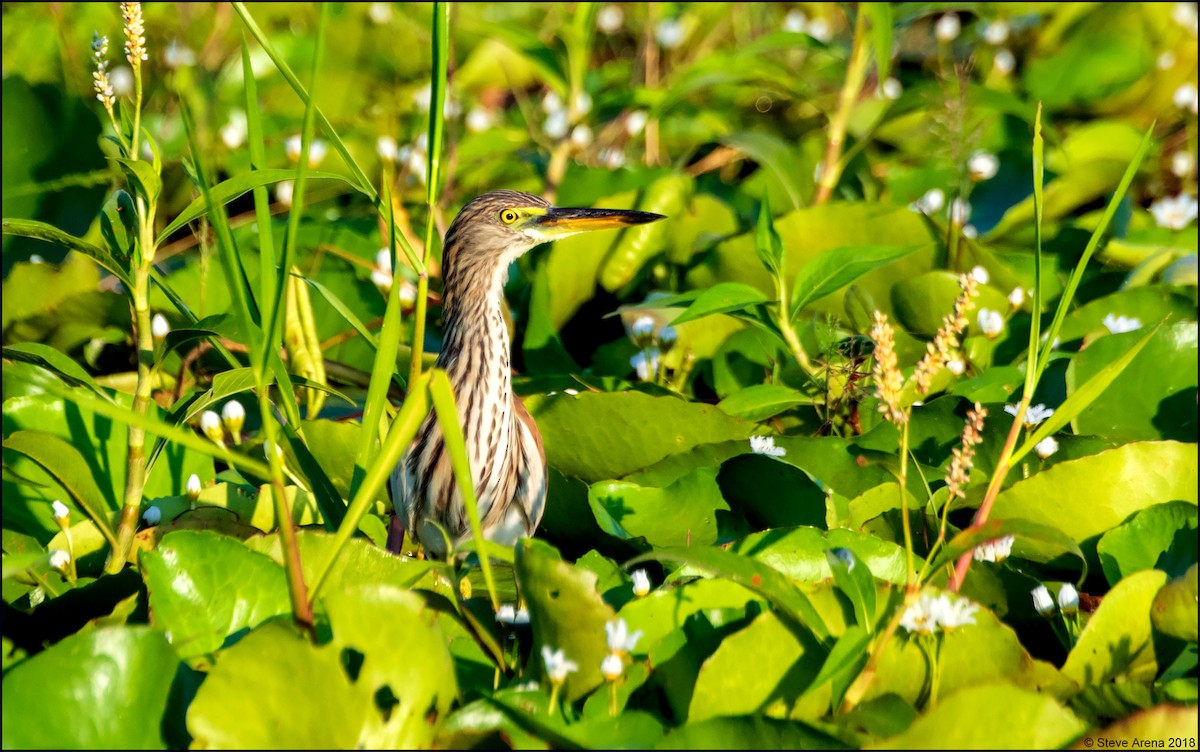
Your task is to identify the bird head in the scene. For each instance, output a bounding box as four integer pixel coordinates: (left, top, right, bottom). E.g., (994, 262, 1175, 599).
(443, 190, 666, 278)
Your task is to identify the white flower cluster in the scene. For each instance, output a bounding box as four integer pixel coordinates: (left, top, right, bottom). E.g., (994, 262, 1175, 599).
(750, 435, 786, 458)
(900, 591, 979, 634)
(973, 535, 1015, 563)
(600, 618, 642, 681)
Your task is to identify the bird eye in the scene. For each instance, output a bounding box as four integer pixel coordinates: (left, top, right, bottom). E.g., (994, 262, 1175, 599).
(499, 209, 519, 224)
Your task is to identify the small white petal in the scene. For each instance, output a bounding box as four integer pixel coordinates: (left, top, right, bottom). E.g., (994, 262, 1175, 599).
(1173, 83, 1199, 115)
(935, 12, 961, 42)
(880, 77, 902, 100)
(1171, 151, 1194, 179)
(1102, 313, 1144, 334)
(631, 568, 651, 597)
(625, 110, 648, 137)
(656, 18, 686, 49)
(981, 19, 1009, 45)
(977, 308, 1004, 337)
(368, 2, 393, 25)
(48, 550, 71, 571)
(806, 17, 832, 41)
(1158, 51, 1177, 70)
(783, 9, 807, 34)
(543, 109, 570, 140)
(186, 473, 202, 500)
(969, 265, 990, 285)
(946, 358, 965, 376)
(1031, 584, 1055, 615)
(151, 313, 170, 339)
(1148, 194, 1199, 231)
(542, 90, 563, 115)
(597, 4, 624, 34)
(52, 500, 70, 521)
(570, 124, 593, 148)
(1008, 287, 1026, 308)
(993, 49, 1016, 75)
(968, 151, 999, 181)
(1035, 436, 1060, 460)
(276, 180, 295, 208)
(1057, 583, 1079, 612)
(465, 107, 495, 133)
(376, 136, 398, 162)
(600, 653, 624, 680)
(749, 435, 787, 458)
(950, 197, 972, 225)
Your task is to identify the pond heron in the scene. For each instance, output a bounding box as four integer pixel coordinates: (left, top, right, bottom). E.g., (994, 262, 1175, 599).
(389, 190, 665, 558)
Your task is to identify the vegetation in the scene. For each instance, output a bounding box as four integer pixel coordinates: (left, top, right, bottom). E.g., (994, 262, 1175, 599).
(2, 2, 1197, 748)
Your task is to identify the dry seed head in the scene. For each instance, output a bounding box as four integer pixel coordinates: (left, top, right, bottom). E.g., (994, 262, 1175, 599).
(946, 402, 987, 501)
(122, 2, 149, 66)
(912, 273, 978, 393)
(870, 311, 907, 425)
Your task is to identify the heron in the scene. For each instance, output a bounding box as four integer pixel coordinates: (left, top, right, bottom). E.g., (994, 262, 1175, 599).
(389, 189, 665, 559)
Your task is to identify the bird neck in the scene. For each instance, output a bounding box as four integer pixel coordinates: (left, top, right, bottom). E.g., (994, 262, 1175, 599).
(439, 260, 515, 414)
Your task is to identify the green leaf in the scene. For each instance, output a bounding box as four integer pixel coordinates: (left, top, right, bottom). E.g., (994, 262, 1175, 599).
(688, 609, 829, 723)
(139, 530, 293, 661)
(244, 530, 436, 593)
(185, 620, 368, 748)
(3, 430, 119, 547)
(1151, 564, 1198, 642)
(790, 244, 920, 318)
(826, 547, 878, 633)
(113, 156, 162, 209)
(629, 545, 831, 641)
(2, 217, 130, 286)
(524, 390, 756, 482)
(657, 715, 845, 751)
(729, 526, 907, 585)
(515, 538, 616, 703)
(873, 683, 1086, 749)
(2, 626, 178, 749)
(599, 173, 692, 292)
(863, 3, 893, 83)
(2, 343, 111, 399)
(618, 577, 767, 657)
(755, 194, 784, 277)
(927, 517, 1088, 582)
(1079, 703, 1200, 747)
(990, 441, 1198, 552)
(1067, 320, 1198, 443)
(1096, 502, 1197, 585)
(890, 270, 1010, 338)
(670, 282, 772, 327)
(588, 466, 729, 548)
(1063, 569, 1168, 686)
(717, 384, 814, 421)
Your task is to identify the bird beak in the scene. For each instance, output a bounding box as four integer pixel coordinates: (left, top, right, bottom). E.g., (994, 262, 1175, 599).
(532, 206, 666, 239)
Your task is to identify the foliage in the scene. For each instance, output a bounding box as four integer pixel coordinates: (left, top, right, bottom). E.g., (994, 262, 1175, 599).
(2, 2, 1198, 749)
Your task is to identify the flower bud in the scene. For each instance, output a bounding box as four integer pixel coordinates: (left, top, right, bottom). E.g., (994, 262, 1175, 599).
(221, 401, 246, 441)
(631, 568, 651, 597)
(1057, 583, 1079, 616)
(51, 500, 70, 526)
(1031, 584, 1055, 616)
(186, 473, 202, 504)
(600, 653, 624, 681)
(48, 549, 71, 573)
(200, 410, 225, 445)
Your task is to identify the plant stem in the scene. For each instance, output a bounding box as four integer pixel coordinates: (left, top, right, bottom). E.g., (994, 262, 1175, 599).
(259, 394, 314, 630)
(106, 261, 154, 574)
(814, 10, 869, 205)
(898, 419, 915, 586)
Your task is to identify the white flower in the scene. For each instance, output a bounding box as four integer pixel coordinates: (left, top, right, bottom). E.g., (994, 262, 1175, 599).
(276, 179, 294, 208)
(29, 254, 44, 264)
(1057, 583, 1079, 614)
(912, 188, 945, 214)
(222, 401, 246, 436)
(573, 91, 593, 117)
(630, 315, 656, 343)
(1008, 287, 1026, 309)
(1149, 194, 1198, 231)
(625, 110, 648, 137)
(542, 90, 563, 115)
(111, 65, 134, 96)
(375, 248, 392, 272)
(631, 568, 651, 597)
(935, 12, 961, 42)
(993, 49, 1015, 75)
(220, 110, 248, 149)
(371, 268, 393, 292)
(376, 135, 398, 162)
(946, 358, 965, 376)
(48, 549, 71, 572)
(968, 151, 999, 181)
(398, 281, 418, 308)
(1173, 1, 1199, 34)
(1004, 402, 1054, 426)
(163, 39, 195, 68)
(52, 500, 70, 522)
(1158, 51, 1178, 70)
(981, 19, 1009, 45)
(600, 148, 626, 169)
(564, 388, 579, 396)
(783, 9, 807, 34)
(749, 435, 787, 458)
(631, 348, 660, 382)
(1031, 584, 1055, 616)
(656, 18, 686, 49)
(963, 224, 979, 239)
(880, 77, 902, 100)
(200, 410, 224, 443)
(605, 618, 643, 654)
(900, 591, 978, 634)
(950, 197, 972, 225)
(969, 265, 990, 285)
(1171, 151, 1194, 178)
(977, 308, 1004, 338)
(805, 17, 832, 41)
(657, 324, 677, 350)
(368, 2, 392, 25)
(543, 109, 569, 140)
(1174, 83, 1199, 115)
(600, 652, 624, 681)
(1102, 313, 1144, 334)
(142, 505, 161, 525)
(597, 4, 624, 34)
(1035, 436, 1060, 460)
(496, 604, 531, 625)
(570, 124, 593, 148)
(285, 134, 303, 162)
(186, 473, 202, 502)
(541, 646, 578, 684)
(465, 107, 496, 133)
(306, 139, 327, 168)
(974, 535, 1015, 563)
(151, 313, 170, 339)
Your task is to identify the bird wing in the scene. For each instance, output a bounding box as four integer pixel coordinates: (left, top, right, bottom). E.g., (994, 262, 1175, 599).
(512, 394, 548, 532)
